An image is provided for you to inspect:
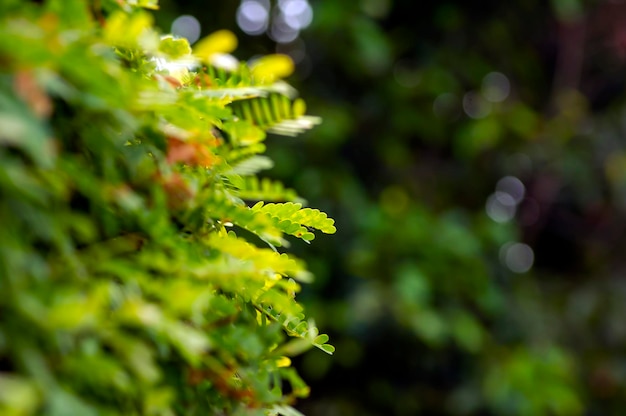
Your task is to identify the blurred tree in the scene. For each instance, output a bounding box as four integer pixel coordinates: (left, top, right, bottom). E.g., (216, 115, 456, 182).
(154, 0, 626, 414)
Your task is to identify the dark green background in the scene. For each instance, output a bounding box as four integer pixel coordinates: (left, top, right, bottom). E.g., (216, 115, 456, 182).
(156, 1, 626, 414)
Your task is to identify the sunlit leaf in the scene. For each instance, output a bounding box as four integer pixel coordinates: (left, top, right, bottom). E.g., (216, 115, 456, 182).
(250, 54, 295, 83)
(193, 29, 238, 60)
(159, 35, 191, 59)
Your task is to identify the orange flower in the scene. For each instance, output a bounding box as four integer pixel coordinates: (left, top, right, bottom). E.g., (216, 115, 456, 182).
(14, 70, 52, 119)
(193, 73, 212, 89)
(154, 74, 183, 89)
(166, 136, 219, 168)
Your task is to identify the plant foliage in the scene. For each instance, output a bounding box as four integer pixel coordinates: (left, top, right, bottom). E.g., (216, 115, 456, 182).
(0, 1, 334, 415)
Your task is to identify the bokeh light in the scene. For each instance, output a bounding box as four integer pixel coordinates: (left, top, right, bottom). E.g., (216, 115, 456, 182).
(500, 242, 535, 273)
(482, 71, 511, 102)
(462, 90, 491, 119)
(486, 176, 526, 223)
(237, 0, 270, 35)
(171, 14, 201, 44)
(496, 175, 525, 204)
(486, 192, 517, 223)
(236, 0, 313, 43)
(278, 0, 313, 30)
(269, 13, 300, 43)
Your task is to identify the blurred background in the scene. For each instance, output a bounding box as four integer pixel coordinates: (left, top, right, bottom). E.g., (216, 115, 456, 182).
(154, 1, 626, 415)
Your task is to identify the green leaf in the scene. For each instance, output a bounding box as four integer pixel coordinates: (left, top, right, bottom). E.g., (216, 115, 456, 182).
(158, 35, 191, 59)
(223, 119, 266, 146)
(252, 202, 337, 242)
(313, 334, 330, 345)
(250, 54, 295, 83)
(193, 29, 238, 59)
(0, 374, 40, 415)
(319, 344, 335, 355)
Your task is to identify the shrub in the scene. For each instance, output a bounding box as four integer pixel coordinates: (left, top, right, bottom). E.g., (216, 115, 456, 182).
(0, 1, 335, 415)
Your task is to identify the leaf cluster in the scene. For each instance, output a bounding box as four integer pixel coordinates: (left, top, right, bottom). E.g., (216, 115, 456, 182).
(0, 1, 334, 415)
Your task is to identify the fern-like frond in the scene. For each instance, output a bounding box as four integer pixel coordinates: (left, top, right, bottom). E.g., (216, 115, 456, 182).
(235, 176, 304, 203)
(229, 93, 321, 137)
(221, 143, 267, 167)
(257, 304, 335, 355)
(191, 68, 297, 99)
(251, 202, 337, 242)
(179, 61, 319, 137)
(267, 116, 322, 137)
(205, 232, 312, 283)
(227, 155, 274, 176)
(202, 195, 285, 247)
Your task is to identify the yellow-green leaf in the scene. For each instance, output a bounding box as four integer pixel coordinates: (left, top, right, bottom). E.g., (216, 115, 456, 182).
(159, 35, 191, 59)
(104, 11, 154, 48)
(193, 29, 238, 59)
(319, 344, 335, 355)
(250, 54, 295, 83)
(313, 334, 329, 345)
(292, 98, 306, 118)
(0, 374, 40, 414)
(276, 356, 292, 368)
(136, 0, 159, 9)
